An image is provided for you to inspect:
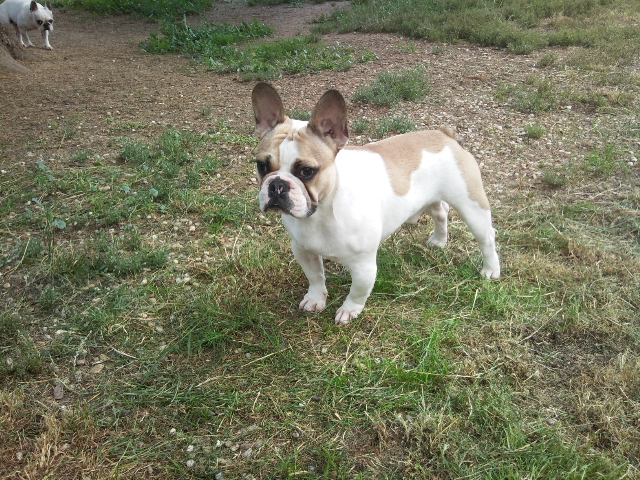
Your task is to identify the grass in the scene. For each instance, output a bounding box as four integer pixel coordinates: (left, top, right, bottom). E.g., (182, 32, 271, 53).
(313, 0, 640, 59)
(2, 2, 640, 479)
(57, 0, 213, 19)
(142, 22, 378, 81)
(2, 122, 639, 477)
(353, 66, 430, 106)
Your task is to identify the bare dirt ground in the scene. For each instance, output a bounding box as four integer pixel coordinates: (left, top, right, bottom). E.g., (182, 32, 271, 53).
(0, 0, 608, 208)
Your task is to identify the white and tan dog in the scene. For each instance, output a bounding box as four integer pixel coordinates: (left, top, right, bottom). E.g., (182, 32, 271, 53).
(252, 82, 500, 325)
(0, 0, 54, 50)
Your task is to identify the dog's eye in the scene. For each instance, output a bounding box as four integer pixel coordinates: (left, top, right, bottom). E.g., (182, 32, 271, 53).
(37, 20, 43, 25)
(256, 161, 268, 174)
(299, 167, 318, 179)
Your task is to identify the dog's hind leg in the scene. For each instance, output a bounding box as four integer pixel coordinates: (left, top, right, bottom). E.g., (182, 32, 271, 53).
(453, 200, 500, 279)
(426, 201, 450, 248)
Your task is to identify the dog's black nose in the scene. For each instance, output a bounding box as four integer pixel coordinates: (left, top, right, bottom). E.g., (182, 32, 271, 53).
(269, 178, 290, 198)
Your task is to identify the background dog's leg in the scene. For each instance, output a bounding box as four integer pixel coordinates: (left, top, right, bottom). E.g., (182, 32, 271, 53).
(292, 241, 328, 312)
(20, 29, 33, 47)
(42, 30, 51, 50)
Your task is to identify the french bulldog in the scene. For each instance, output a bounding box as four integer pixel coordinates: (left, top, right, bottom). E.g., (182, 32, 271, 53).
(0, 0, 53, 50)
(251, 82, 500, 325)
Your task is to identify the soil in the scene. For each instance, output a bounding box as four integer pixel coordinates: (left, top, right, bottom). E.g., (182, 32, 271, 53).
(0, 1, 634, 206)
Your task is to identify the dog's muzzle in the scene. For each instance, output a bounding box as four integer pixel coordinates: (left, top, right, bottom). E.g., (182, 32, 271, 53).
(260, 175, 316, 218)
(264, 177, 293, 213)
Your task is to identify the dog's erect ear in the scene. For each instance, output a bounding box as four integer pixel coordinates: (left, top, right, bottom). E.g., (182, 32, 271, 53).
(252, 83, 285, 138)
(46, 1, 52, 10)
(30, 1, 38, 12)
(309, 90, 349, 151)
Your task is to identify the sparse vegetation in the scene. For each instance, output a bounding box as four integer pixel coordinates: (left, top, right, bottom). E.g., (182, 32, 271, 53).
(58, 0, 213, 18)
(312, 0, 640, 59)
(525, 123, 546, 139)
(353, 66, 430, 106)
(142, 22, 378, 81)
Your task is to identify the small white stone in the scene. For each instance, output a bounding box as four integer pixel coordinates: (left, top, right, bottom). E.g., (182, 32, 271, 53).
(186, 459, 195, 468)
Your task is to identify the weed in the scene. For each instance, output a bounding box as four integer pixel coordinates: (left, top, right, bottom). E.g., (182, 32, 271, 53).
(61, 0, 212, 19)
(542, 171, 568, 188)
(375, 116, 416, 136)
(69, 149, 95, 164)
(353, 66, 430, 106)
(495, 77, 558, 112)
(350, 117, 372, 135)
(142, 21, 377, 81)
(0, 310, 43, 379)
(536, 52, 557, 68)
(584, 145, 629, 177)
(525, 123, 546, 139)
(288, 108, 312, 121)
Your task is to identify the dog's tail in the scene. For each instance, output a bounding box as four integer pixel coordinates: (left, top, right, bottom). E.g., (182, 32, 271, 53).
(439, 126, 456, 140)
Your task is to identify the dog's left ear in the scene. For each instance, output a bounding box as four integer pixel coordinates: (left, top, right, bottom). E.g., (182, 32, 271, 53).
(30, 1, 38, 12)
(46, 1, 52, 10)
(309, 90, 349, 151)
(252, 82, 285, 138)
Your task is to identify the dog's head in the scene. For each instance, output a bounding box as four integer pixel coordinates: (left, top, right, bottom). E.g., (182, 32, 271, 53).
(30, 1, 53, 33)
(251, 82, 349, 219)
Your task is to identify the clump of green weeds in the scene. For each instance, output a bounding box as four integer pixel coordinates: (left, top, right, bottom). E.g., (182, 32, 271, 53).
(584, 145, 630, 177)
(60, 0, 212, 19)
(495, 77, 558, 113)
(141, 19, 275, 56)
(353, 66, 430, 106)
(142, 22, 377, 81)
(525, 123, 546, 139)
(0, 310, 43, 379)
(350, 116, 416, 137)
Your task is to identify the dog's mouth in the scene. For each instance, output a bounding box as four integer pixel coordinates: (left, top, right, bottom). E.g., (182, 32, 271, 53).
(263, 197, 317, 218)
(260, 175, 317, 218)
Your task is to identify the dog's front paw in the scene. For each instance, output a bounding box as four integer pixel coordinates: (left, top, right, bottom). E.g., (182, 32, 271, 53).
(480, 266, 501, 279)
(427, 234, 447, 248)
(334, 303, 364, 326)
(299, 290, 328, 312)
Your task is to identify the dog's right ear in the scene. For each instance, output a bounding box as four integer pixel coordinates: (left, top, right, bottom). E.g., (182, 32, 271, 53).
(252, 83, 285, 138)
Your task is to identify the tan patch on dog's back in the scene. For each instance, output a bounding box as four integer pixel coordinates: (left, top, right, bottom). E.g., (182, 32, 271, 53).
(346, 129, 490, 209)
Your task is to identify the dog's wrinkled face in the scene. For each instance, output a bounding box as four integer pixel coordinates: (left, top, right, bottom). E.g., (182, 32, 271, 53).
(252, 83, 348, 219)
(31, 1, 53, 33)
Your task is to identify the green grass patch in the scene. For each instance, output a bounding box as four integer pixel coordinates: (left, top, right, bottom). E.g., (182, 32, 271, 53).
(142, 22, 378, 81)
(313, 0, 640, 60)
(58, 0, 213, 19)
(353, 66, 430, 106)
(141, 20, 275, 56)
(525, 123, 546, 139)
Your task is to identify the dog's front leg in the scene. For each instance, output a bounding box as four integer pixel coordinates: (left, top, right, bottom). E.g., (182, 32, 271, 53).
(335, 253, 378, 325)
(42, 29, 52, 50)
(19, 28, 33, 47)
(292, 241, 328, 313)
